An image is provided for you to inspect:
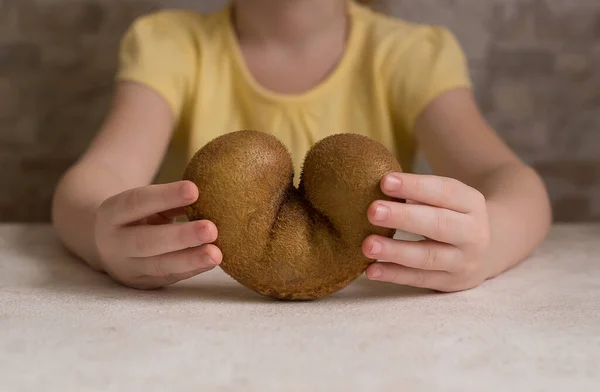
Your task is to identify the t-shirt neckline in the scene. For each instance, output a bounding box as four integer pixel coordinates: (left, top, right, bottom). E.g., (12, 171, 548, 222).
(221, 1, 362, 105)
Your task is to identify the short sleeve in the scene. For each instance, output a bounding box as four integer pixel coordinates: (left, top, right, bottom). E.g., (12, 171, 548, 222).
(116, 11, 197, 119)
(389, 26, 472, 132)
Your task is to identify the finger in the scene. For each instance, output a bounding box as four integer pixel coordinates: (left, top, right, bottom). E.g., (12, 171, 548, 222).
(366, 262, 451, 291)
(105, 181, 198, 225)
(381, 173, 484, 214)
(368, 201, 473, 245)
(166, 267, 217, 283)
(126, 266, 216, 290)
(363, 235, 461, 272)
(121, 219, 218, 257)
(137, 243, 222, 278)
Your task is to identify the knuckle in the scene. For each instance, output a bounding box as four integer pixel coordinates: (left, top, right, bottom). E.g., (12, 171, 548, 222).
(400, 204, 414, 226)
(450, 249, 465, 270)
(470, 220, 491, 248)
(386, 267, 400, 284)
(389, 242, 403, 263)
(124, 188, 142, 214)
(415, 176, 427, 196)
(434, 209, 449, 237)
(440, 178, 455, 197)
(423, 246, 438, 269)
(412, 270, 428, 287)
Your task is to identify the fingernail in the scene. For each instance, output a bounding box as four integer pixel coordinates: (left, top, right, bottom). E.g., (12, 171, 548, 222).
(383, 175, 402, 192)
(201, 255, 217, 267)
(180, 182, 196, 200)
(373, 204, 390, 222)
(197, 224, 211, 242)
(370, 240, 382, 256)
(369, 266, 383, 280)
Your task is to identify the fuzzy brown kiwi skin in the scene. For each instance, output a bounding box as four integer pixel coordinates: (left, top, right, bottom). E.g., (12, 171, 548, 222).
(183, 130, 402, 300)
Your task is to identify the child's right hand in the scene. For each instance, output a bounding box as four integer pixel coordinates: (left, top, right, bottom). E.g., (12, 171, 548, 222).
(93, 181, 222, 289)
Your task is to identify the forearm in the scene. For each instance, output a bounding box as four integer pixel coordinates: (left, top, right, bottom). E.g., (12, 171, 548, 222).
(51, 162, 133, 270)
(473, 163, 552, 279)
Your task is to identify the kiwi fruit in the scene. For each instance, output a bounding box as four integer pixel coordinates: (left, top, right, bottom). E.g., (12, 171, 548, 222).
(183, 130, 402, 300)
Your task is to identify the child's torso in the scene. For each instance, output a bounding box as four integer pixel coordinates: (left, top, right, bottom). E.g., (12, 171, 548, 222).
(155, 4, 417, 185)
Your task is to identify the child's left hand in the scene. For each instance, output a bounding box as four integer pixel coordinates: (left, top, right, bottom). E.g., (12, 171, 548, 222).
(362, 172, 491, 292)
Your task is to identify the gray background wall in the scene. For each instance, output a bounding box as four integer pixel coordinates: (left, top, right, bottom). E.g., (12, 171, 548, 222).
(1, 0, 599, 222)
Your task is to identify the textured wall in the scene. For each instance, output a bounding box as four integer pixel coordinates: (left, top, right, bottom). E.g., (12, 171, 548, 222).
(0, 0, 599, 222)
(385, 0, 600, 223)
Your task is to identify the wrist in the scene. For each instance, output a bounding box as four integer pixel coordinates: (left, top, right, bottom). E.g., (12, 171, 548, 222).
(480, 198, 519, 280)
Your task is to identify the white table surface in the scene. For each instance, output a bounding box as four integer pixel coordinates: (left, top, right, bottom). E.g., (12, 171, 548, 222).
(0, 223, 599, 392)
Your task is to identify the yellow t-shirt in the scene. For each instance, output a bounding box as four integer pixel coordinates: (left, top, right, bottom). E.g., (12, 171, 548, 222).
(116, 1, 471, 185)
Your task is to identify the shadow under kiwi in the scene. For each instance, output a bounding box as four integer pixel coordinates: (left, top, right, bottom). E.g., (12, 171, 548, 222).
(163, 274, 273, 304)
(165, 272, 435, 304)
(324, 275, 435, 302)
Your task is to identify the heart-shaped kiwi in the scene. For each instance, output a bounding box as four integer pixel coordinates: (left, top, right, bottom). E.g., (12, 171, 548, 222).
(183, 130, 402, 300)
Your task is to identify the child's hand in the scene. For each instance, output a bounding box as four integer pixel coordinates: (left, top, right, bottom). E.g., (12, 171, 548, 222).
(93, 181, 222, 290)
(362, 173, 491, 292)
